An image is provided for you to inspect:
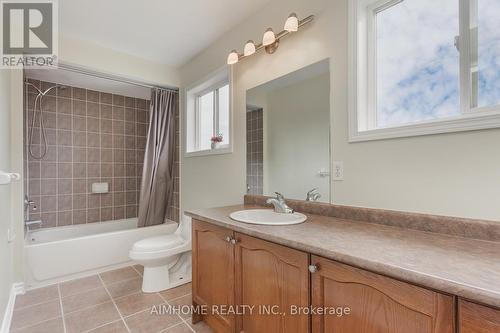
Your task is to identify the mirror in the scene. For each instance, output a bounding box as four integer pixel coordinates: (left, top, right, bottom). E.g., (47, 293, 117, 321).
(246, 59, 330, 203)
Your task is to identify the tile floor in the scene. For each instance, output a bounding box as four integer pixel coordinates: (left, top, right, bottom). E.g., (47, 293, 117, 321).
(10, 266, 213, 333)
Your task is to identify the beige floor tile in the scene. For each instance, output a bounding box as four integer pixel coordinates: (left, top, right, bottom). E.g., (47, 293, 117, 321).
(64, 302, 120, 333)
(107, 277, 142, 298)
(60, 275, 103, 297)
(161, 322, 193, 333)
(11, 317, 64, 333)
(189, 321, 214, 333)
(10, 299, 61, 331)
(159, 283, 191, 301)
(86, 320, 128, 333)
(132, 265, 144, 276)
(168, 295, 192, 319)
(124, 307, 182, 333)
(14, 285, 59, 309)
(62, 287, 112, 313)
(114, 292, 164, 317)
(100, 267, 140, 285)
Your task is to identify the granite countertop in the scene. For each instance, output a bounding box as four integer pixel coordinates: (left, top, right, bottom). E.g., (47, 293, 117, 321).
(186, 204, 500, 309)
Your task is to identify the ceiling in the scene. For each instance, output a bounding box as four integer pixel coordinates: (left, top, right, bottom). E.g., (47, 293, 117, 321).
(59, 0, 272, 67)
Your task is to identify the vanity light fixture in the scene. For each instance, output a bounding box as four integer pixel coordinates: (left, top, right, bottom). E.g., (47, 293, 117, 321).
(227, 50, 239, 65)
(284, 13, 299, 32)
(226, 13, 314, 65)
(244, 40, 256, 56)
(262, 28, 276, 46)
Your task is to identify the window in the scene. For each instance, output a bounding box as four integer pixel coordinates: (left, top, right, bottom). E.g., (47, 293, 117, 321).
(349, 0, 500, 141)
(195, 84, 230, 151)
(186, 67, 232, 156)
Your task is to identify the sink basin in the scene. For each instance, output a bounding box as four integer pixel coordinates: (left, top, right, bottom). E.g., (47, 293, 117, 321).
(229, 209, 307, 225)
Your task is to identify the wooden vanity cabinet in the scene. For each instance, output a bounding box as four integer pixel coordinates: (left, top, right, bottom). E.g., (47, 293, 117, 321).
(459, 300, 500, 333)
(234, 232, 310, 333)
(192, 221, 235, 333)
(192, 220, 461, 333)
(310, 256, 455, 333)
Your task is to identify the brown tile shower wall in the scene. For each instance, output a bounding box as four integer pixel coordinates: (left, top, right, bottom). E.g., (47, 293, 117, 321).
(24, 79, 180, 228)
(246, 109, 263, 195)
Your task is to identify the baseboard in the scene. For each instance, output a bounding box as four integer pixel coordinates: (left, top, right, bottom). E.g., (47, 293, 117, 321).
(1, 282, 25, 333)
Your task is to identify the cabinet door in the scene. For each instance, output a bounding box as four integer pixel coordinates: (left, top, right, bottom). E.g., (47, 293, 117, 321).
(311, 256, 454, 333)
(234, 233, 310, 333)
(459, 299, 500, 333)
(192, 220, 235, 333)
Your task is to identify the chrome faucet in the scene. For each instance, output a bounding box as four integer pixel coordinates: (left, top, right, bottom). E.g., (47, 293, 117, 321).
(24, 196, 42, 231)
(266, 192, 294, 214)
(306, 188, 321, 202)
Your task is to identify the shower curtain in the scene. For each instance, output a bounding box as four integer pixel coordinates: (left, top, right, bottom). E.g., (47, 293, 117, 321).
(138, 89, 178, 227)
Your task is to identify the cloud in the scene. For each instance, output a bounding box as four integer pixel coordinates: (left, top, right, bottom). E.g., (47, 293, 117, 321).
(376, 0, 500, 127)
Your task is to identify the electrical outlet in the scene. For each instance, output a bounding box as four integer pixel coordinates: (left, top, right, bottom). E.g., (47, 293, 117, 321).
(332, 161, 344, 181)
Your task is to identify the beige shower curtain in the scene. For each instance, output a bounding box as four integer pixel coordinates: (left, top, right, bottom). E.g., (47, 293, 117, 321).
(138, 88, 178, 227)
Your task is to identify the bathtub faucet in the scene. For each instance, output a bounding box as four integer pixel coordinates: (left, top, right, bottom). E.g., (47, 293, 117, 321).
(25, 219, 42, 232)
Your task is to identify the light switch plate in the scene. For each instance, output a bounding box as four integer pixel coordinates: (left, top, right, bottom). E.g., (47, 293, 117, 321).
(332, 161, 344, 181)
(7, 229, 15, 243)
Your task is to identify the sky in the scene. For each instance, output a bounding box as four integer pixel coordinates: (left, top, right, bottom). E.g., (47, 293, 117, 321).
(376, 0, 500, 128)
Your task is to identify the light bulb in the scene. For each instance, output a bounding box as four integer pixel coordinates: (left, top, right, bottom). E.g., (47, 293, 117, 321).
(243, 40, 256, 57)
(227, 50, 239, 65)
(262, 28, 276, 46)
(284, 13, 299, 32)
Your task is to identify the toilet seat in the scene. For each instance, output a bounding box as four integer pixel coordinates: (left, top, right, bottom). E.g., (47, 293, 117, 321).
(132, 234, 185, 252)
(130, 234, 191, 261)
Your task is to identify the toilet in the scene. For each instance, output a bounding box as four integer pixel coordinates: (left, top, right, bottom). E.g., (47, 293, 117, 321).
(130, 219, 192, 293)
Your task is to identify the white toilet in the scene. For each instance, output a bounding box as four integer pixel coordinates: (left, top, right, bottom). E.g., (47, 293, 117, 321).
(130, 219, 192, 293)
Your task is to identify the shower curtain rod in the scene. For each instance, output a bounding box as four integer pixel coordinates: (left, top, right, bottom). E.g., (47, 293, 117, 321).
(54, 61, 179, 93)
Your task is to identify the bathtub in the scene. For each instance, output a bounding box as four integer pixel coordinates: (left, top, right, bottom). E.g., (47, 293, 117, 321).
(24, 218, 178, 288)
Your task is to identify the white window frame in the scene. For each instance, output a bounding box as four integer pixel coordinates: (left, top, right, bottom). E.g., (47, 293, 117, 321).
(185, 66, 233, 157)
(348, 0, 500, 142)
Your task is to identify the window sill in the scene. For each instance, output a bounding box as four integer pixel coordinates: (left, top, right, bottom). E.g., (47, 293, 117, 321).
(184, 146, 233, 158)
(349, 107, 500, 142)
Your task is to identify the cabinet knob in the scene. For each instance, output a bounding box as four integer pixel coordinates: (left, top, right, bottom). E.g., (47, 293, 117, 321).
(230, 238, 239, 245)
(309, 264, 319, 273)
(225, 236, 232, 243)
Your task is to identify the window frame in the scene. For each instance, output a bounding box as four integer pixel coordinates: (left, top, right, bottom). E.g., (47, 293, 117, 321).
(348, 0, 500, 142)
(184, 66, 233, 157)
(193, 81, 229, 152)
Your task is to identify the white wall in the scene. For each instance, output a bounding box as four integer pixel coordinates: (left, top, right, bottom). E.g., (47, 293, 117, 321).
(0, 70, 14, 322)
(180, 0, 500, 220)
(248, 73, 330, 202)
(60, 34, 181, 88)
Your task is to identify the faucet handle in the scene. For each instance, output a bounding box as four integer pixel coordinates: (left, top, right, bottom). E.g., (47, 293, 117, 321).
(307, 188, 319, 196)
(274, 192, 285, 201)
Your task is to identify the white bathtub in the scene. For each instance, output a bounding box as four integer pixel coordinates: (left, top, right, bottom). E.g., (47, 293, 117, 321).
(24, 218, 178, 288)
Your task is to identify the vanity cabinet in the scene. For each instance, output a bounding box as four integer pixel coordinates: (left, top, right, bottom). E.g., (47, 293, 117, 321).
(459, 300, 500, 333)
(234, 233, 309, 333)
(310, 256, 455, 333)
(192, 221, 235, 333)
(192, 220, 459, 333)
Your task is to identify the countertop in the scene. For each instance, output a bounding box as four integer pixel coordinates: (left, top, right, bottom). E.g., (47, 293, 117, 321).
(186, 204, 500, 309)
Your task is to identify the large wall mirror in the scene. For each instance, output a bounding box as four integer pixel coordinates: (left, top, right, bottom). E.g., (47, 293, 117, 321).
(246, 59, 330, 203)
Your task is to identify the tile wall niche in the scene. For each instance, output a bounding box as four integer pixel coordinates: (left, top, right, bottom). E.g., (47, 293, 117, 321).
(246, 109, 263, 195)
(24, 79, 180, 228)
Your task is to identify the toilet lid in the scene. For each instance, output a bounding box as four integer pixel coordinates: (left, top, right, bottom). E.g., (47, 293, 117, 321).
(132, 234, 185, 252)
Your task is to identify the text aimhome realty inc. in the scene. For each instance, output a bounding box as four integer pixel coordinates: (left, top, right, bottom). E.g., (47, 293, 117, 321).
(151, 304, 352, 317)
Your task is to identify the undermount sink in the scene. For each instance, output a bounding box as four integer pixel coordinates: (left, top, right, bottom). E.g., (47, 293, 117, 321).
(229, 209, 307, 226)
